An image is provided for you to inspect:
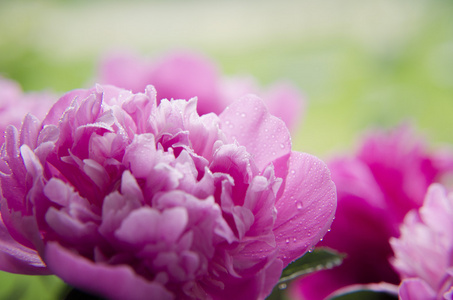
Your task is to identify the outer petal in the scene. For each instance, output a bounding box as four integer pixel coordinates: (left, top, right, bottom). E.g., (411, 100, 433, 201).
(0, 216, 49, 275)
(219, 95, 291, 171)
(45, 242, 173, 300)
(273, 151, 336, 266)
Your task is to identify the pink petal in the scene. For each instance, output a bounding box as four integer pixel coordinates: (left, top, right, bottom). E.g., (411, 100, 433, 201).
(203, 258, 283, 300)
(399, 278, 437, 300)
(0, 216, 49, 275)
(45, 242, 173, 300)
(219, 95, 291, 171)
(273, 151, 336, 266)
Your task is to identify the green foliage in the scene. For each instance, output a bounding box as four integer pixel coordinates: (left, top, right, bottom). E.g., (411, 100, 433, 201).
(267, 248, 345, 300)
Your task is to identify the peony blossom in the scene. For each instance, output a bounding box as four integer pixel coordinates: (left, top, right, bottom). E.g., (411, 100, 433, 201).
(291, 125, 453, 300)
(0, 76, 56, 144)
(390, 184, 453, 300)
(98, 51, 304, 130)
(0, 84, 335, 299)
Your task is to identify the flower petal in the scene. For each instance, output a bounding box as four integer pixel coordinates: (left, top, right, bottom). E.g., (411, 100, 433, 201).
(45, 242, 173, 300)
(0, 216, 49, 275)
(219, 95, 291, 171)
(273, 151, 336, 266)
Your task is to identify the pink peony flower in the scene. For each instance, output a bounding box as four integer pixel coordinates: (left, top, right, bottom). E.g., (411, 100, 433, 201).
(0, 76, 56, 144)
(390, 184, 453, 300)
(97, 51, 304, 130)
(0, 84, 335, 299)
(291, 125, 453, 300)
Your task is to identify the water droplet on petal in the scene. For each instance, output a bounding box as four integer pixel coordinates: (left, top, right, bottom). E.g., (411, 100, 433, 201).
(278, 283, 287, 290)
(240, 113, 246, 118)
(293, 237, 297, 242)
(285, 238, 290, 244)
(296, 201, 303, 210)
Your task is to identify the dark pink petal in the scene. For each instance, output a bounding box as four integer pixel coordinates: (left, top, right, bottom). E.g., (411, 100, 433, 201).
(219, 95, 291, 171)
(273, 151, 336, 266)
(204, 258, 283, 300)
(45, 242, 173, 300)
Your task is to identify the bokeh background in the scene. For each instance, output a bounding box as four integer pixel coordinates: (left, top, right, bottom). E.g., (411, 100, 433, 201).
(0, 0, 452, 298)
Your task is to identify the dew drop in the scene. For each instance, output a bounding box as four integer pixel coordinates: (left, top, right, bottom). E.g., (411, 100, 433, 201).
(240, 113, 246, 118)
(278, 283, 287, 290)
(293, 237, 297, 242)
(280, 143, 285, 149)
(296, 201, 303, 210)
(285, 238, 290, 244)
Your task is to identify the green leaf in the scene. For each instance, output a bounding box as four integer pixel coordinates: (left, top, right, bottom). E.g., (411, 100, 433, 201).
(330, 290, 398, 300)
(266, 248, 346, 300)
(278, 247, 345, 284)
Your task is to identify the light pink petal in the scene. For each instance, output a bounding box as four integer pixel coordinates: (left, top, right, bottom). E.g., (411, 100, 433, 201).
(273, 151, 336, 266)
(43, 88, 94, 126)
(45, 242, 173, 300)
(399, 278, 437, 300)
(115, 207, 161, 245)
(219, 95, 291, 171)
(123, 134, 157, 178)
(19, 114, 41, 150)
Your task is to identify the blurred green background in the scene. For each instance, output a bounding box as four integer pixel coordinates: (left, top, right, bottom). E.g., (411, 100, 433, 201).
(0, 0, 452, 298)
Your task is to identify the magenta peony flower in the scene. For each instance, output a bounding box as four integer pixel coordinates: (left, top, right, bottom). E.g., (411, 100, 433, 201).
(0, 76, 56, 144)
(291, 125, 453, 300)
(0, 84, 335, 299)
(390, 184, 453, 299)
(98, 51, 304, 130)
